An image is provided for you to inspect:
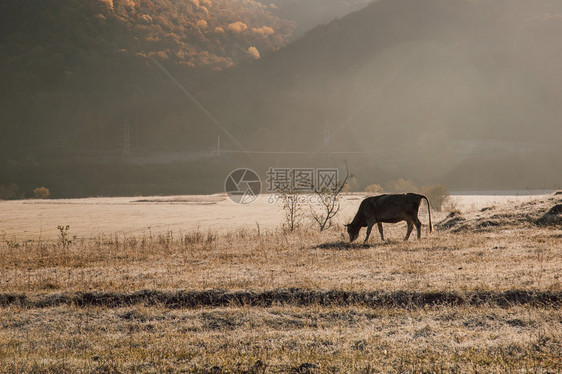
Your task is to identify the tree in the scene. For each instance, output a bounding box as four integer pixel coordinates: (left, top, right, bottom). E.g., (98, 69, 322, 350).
(33, 186, 51, 199)
(420, 184, 450, 212)
(278, 171, 305, 232)
(365, 184, 384, 194)
(309, 162, 350, 231)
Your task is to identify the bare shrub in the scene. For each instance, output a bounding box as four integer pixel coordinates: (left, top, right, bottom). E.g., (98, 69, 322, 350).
(33, 186, 51, 199)
(278, 171, 305, 232)
(342, 176, 359, 192)
(309, 163, 350, 231)
(420, 184, 451, 211)
(281, 193, 304, 232)
(364, 184, 384, 194)
(57, 225, 74, 248)
(442, 198, 459, 213)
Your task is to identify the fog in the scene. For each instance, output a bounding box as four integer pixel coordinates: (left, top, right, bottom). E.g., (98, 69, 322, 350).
(1, 0, 561, 198)
(210, 0, 562, 190)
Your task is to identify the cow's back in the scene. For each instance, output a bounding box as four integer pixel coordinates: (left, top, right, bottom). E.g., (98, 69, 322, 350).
(366, 193, 421, 222)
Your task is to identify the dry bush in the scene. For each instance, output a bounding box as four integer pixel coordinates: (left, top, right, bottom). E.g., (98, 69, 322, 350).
(309, 163, 350, 231)
(342, 176, 360, 192)
(279, 192, 305, 232)
(33, 186, 50, 199)
(364, 184, 384, 194)
(420, 184, 450, 211)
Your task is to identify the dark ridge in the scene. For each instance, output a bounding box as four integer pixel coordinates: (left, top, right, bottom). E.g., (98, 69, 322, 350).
(1, 289, 560, 309)
(314, 241, 371, 250)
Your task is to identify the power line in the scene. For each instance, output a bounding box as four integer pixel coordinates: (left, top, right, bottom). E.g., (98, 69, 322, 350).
(217, 150, 382, 155)
(149, 56, 249, 154)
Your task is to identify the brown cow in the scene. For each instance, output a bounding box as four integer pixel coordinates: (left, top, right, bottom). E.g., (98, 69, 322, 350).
(345, 193, 432, 243)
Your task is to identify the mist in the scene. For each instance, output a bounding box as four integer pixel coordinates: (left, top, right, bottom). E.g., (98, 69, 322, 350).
(1, 0, 561, 198)
(209, 0, 562, 190)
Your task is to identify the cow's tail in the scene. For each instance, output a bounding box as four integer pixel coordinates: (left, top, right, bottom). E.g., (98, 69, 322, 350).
(421, 195, 433, 233)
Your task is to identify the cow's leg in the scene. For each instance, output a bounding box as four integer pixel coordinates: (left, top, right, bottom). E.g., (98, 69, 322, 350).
(364, 223, 374, 243)
(405, 220, 414, 241)
(377, 222, 385, 241)
(414, 218, 422, 239)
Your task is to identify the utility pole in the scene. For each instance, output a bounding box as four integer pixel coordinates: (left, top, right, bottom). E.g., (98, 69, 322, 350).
(123, 118, 131, 160)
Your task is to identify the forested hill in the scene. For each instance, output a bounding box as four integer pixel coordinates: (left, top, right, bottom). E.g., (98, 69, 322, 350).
(1, 0, 562, 197)
(0, 0, 379, 160)
(0, 0, 294, 158)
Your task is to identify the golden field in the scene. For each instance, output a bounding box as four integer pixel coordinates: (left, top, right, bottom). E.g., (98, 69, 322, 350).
(0, 193, 560, 373)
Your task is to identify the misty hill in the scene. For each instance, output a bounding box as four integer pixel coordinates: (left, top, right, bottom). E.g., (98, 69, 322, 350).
(257, 0, 372, 39)
(210, 0, 562, 186)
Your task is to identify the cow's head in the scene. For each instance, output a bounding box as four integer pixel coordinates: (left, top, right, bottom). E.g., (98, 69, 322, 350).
(344, 223, 360, 242)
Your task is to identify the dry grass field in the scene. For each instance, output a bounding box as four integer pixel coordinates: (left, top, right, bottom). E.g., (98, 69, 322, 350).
(0, 193, 561, 373)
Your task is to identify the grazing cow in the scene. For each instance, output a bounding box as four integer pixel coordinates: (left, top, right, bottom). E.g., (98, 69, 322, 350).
(345, 193, 432, 243)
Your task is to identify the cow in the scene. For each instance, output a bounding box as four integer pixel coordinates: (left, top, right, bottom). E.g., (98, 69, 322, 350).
(345, 193, 432, 243)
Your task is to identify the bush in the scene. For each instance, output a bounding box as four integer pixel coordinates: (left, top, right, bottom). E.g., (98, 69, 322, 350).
(420, 184, 450, 211)
(386, 178, 418, 193)
(0, 183, 20, 200)
(33, 186, 51, 199)
(342, 176, 360, 192)
(365, 184, 384, 194)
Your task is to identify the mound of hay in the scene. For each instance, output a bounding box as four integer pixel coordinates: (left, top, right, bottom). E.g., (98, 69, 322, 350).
(436, 211, 467, 232)
(536, 204, 562, 226)
(438, 195, 562, 232)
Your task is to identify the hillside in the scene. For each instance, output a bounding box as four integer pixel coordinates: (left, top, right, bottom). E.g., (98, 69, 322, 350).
(0, 0, 377, 161)
(1, 0, 562, 197)
(219, 0, 562, 148)
(258, 0, 372, 39)
(206, 0, 562, 187)
(0, 0, 295, 159)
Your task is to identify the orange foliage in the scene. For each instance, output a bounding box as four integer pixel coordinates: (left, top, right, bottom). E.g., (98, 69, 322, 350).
(227, 21, 248, 33)
(94, 0, 294, 69)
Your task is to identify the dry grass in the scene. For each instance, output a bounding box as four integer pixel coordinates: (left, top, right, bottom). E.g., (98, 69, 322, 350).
(0, 225, 560, 294)
(0, 194, 561, 372)
(0, 304, 561, 373)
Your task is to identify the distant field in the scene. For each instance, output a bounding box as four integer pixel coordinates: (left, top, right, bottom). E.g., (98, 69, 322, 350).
(0, 192, 560, 373)
(0, 192, 552, 241)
